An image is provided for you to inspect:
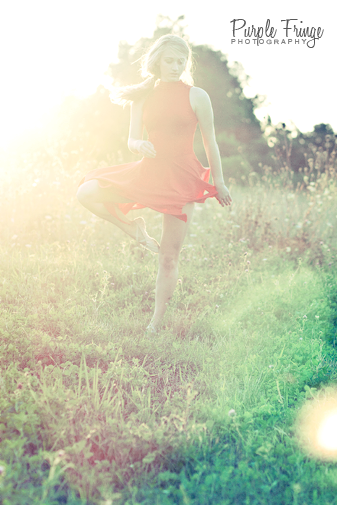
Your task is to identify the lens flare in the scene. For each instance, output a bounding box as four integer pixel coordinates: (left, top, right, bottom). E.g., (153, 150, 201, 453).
(317, 411, 337, 451)
(294, 388, 337, 461)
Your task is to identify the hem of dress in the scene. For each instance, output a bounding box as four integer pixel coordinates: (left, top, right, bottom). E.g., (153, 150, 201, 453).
(80, 176, 218, 224)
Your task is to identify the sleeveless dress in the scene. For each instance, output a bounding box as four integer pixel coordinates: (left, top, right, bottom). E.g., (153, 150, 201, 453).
(78, 79, 219, 222)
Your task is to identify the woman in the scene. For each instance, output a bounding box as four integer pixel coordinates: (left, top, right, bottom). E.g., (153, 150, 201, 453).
(77, 34, 232, 334)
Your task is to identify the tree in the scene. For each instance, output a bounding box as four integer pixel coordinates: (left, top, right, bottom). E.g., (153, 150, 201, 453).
(264, 120, 336, 173)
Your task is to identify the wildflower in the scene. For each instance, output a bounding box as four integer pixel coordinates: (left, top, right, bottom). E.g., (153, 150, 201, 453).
(244, 251, 248, 255)
(80, 220, 87, 225)
(299, 338, 303, 341)
(245, 269, 249, 272)
(293, 483, 302, 494)
(95, 273, 99, 277)
(17, 383, 23, 389)
(83, 239, 87, 244)
(0, 465, 5, 475)
(320, 241, 324, 245)
(303, 315, 307, 319)
(315, 315, 319, 319)
(25, 244, 31, 248)
(269, 365, 274, 368)
(228, 409, 236, 416)
(45, 215, 52, 220)
(263, 258, 267, 261)
(247, 260, 250, 264)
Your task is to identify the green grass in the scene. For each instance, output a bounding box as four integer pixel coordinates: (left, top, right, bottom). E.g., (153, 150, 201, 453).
(1, 154, 337, 504)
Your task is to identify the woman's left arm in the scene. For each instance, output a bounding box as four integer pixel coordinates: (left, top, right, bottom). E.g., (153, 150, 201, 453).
(192, 87, 232, 207)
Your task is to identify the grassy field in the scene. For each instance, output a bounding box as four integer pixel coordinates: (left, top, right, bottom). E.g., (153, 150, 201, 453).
(1, 151, 337, 504)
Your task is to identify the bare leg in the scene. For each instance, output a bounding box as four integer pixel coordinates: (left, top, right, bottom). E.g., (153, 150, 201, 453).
(76, 180, 138, 238)
(149, 202, 195, 331)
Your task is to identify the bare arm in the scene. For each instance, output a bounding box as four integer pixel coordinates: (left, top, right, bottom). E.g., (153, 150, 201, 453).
(128, 99, 156, 158)
(192, 87, 232, 206)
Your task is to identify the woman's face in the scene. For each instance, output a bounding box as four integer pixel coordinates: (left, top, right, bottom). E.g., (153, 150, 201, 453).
(158, 47, 187, 82)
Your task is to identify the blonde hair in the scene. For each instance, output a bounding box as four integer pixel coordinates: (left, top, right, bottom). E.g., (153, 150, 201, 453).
(111, 34, 194, 106)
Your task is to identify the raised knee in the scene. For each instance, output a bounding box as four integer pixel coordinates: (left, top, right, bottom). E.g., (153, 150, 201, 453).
(76, 181, 96, 205)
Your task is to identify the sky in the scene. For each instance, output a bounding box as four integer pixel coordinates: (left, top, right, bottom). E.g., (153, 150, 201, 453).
(0, 0, 334, 149)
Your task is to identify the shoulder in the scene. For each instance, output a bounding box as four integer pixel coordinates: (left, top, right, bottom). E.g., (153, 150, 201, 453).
(189, 86, 209, 99)
(189, 86, 212, 115)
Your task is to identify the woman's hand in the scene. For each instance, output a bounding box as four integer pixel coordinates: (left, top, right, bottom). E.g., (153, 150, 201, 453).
(215, 182, 232, 207)
(136, 140, 156, 158)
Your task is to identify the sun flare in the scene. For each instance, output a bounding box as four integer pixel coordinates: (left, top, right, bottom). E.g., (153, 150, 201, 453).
(317, 410, 337, 451)
(295, 389, 337, 461)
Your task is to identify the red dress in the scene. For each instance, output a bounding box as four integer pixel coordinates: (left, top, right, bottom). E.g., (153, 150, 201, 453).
(78, 79, 219, 222)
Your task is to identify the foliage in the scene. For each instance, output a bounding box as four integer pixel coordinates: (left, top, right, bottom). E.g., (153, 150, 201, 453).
(1, 129, 337, 503)
(1, 14, 337, 505)
(264, 119, 337, 175)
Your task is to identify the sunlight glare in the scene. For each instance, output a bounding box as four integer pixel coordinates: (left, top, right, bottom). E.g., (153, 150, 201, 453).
(317, 410, 337, 451)
(295, 388, 337, 461)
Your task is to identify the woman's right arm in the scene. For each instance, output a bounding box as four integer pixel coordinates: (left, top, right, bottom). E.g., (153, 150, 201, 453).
(128, 99, 156, 158)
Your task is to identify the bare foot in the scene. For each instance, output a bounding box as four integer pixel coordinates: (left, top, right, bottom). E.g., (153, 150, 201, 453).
(145, 322, 158, 336)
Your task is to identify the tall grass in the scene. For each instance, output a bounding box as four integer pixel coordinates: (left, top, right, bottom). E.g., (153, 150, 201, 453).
(0, 140, 337, 504)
